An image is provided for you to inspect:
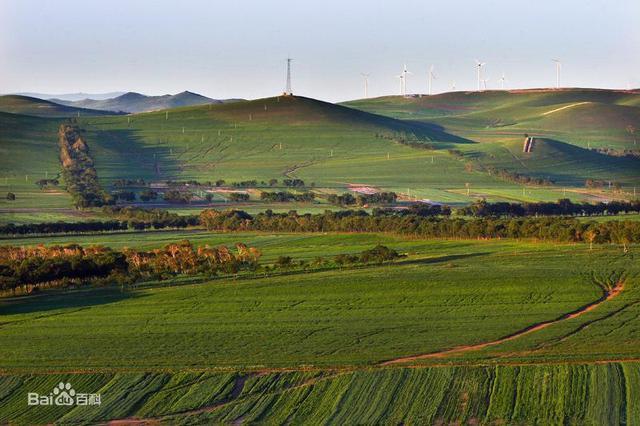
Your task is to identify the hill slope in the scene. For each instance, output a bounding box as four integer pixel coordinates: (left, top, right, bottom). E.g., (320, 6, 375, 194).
(343, 88, 640, 150)
(0, 95, 118, 117)
(56, 91, 241, 113)
(2, 93, 638, 217)
(82, 95, 479, 199)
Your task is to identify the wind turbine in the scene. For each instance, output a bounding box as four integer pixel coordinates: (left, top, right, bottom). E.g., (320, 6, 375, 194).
(396, 73, 404, 96)
(361, 73, 370, 98)
(428, 65, 437, 96)
(400, 64, 411, 96)
(552, 59, 561, 89)
(475, 60, 486, 91)
(499, 72, 506, 90)
(451, 80, 456, 91)
(482, 77, 490, 91)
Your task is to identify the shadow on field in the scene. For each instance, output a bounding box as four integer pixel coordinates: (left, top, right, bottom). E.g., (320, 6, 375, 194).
(399, 252, 490, 266)
(0, 288, 144, 317)
(89, 127, 180, 182)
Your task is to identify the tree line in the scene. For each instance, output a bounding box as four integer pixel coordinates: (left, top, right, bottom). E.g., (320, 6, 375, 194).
(458, 199, 640, 217)
(58, 123, 112, 208)
(0, 240, 260, 294)
(0, 207, 199, 235)
(328, 192, 397, 207)
(2, 205, 639, 248)
(260, 191, 315, 202)
(198, 209, 639, 248)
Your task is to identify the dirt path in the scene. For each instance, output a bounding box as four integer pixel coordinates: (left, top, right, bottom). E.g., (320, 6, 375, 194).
(380, 282, 624, 366)
(541, 102, 589, 116)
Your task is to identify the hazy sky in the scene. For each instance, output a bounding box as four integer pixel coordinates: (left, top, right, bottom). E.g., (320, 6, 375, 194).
(1, 0, 638, 102)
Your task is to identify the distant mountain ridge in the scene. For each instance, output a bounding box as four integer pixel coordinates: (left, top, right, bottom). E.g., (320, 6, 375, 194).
(13, 92, 126, 101)
(53, 91, 242, 113)
(0, 95, 121, 117)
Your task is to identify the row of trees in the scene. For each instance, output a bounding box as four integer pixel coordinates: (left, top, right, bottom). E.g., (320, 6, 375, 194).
(0, 207, 199, 235)
(198, 209, 639, 248)
(483, 166, 554, 186)
(328, 192, 398, 207)
(0, 240, 260, 293)
(271, 245, 401, 271)
(228, 192, 250, 202)
(260, 191, 315, 202)
(3, 205, 638, 248)
(458, 199, 640, 217)
(58, 124, 111, 208)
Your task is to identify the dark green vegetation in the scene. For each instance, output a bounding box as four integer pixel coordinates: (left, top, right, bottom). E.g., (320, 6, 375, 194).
(58, 123, 112, 207)
(0, 239, 262, 294)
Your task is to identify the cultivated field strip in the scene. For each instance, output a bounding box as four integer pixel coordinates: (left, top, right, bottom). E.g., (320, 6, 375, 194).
(0, 363, 638, 425)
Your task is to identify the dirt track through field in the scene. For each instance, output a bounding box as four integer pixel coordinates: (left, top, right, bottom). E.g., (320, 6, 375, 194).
(380, 281, 625, 366)
(541, 102, 589, 116)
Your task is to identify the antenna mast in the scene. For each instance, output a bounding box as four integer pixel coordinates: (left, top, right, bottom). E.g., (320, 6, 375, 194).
(285, 57, 293, 95)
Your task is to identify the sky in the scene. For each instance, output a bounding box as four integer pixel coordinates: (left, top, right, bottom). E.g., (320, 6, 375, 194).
(1, 0, 638, 102)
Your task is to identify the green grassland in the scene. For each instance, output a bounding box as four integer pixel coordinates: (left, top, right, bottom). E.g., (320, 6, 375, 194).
(344, 89, 640, 192)
(0, 232, 638, 424)
(343, 89, 640, 150)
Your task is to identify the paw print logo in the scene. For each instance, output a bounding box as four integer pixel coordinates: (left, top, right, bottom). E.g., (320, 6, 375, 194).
(53, 382, 75, 406)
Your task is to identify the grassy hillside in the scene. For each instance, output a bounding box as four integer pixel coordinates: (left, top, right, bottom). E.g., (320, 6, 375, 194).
(79, 95, 508, 202)
(1, 91, 637, 223)
(343, 88, 640, 150)
(0, 95, 116, 118)
(81, 94, 638, 204)
(0, 112, 73, 211)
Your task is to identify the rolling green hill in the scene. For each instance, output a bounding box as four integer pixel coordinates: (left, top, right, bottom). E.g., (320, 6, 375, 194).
(0, 95, 116, 118)
(343, 88, 640, 150)
(1, 91, 638, 221)
(79, 95, 491, 201)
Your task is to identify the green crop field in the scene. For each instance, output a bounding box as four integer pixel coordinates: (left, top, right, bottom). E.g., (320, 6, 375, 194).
(0, 232, 638, 423)
(2, 364, 639, 425)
